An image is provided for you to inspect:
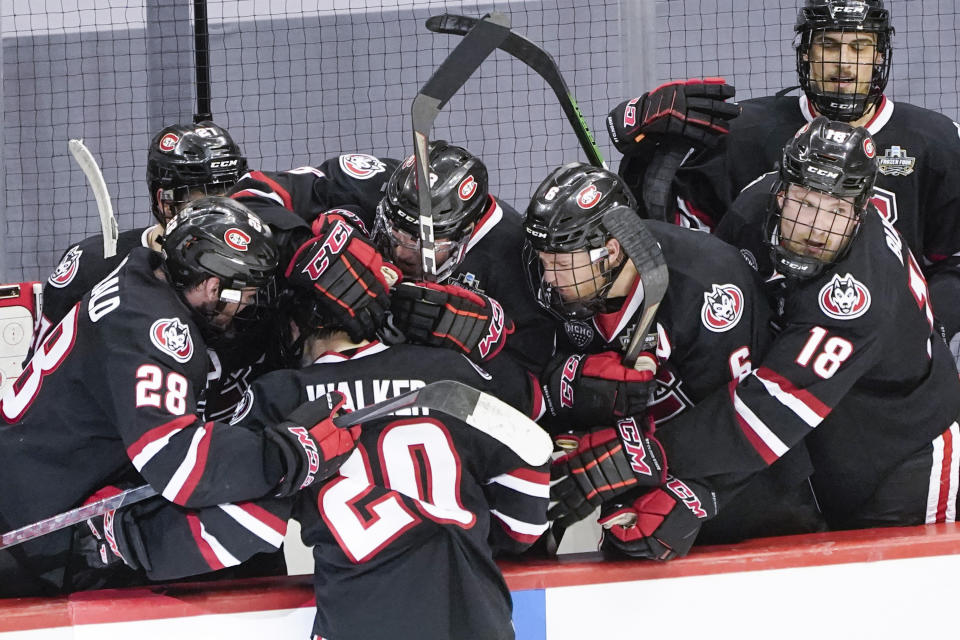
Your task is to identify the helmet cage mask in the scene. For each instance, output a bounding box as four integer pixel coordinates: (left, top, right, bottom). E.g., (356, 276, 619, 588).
(795, 0, 894, 121)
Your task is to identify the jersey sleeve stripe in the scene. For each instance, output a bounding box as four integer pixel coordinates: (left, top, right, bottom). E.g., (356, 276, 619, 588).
(218, 503, 287, 547)
(248, 171, 293, 210)
(753, 368, 828, 427)
(489, 508, 549, 538)
(487, 471, 550, 498)
(755, 367, 830, 421)
(127, 415, 196, 470)
(730, 381, 787, 464)
(186, 513, 239, 570)
(527, 372, 547, 421)
(232, 188, 285, 208)
(161, 424, 211, 504)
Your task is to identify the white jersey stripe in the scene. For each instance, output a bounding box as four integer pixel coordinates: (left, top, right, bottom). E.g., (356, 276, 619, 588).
(238, 188, 284, 206)
(130, 427, 186, 471)
(199, 520, 241, 567)
(487, 473, 550, 498)
(733, 391, 790, 458)
(925, 431, 946, 524)
(754, 371, 824, 428)
(489, 509, 549, 536)
(161, 426, 207, 502)
(219, 504, 286, 548)
(947, 423, 960, 523)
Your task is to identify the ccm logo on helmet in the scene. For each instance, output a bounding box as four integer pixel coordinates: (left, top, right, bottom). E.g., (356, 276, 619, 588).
(577, 185, 602, 209)
(458, 175, 478, 201)
(210, 159, 239, 169)
(159, 133, 179, 152)
(806, 166, 840, 179)
(224, 228, 251, 252)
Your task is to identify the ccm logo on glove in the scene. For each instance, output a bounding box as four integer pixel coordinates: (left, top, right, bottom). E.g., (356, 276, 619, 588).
(287, 426, 322, 489)
(666, 476, 709, 519)
(303, 219, 353, 280)
(617, 416, 661, 478)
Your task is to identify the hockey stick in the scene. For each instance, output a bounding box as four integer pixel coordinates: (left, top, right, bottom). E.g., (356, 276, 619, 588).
(0, 380, 551, 550)
(425, 13, 606, 169)
(68, 139, 119, 259)
(412, 11, 511, 281)
(642, 142, 689, 222)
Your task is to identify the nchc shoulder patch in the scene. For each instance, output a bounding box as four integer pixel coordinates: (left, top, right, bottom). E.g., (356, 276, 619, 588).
(48, 245, 83, 288)
(149, 317, 194, 363)
(338, 153, 387, 180)
(818, 273, 871, 320)
(701, 283, 744, 333)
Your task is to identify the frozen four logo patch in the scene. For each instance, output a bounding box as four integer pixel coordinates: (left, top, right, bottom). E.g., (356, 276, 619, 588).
(819, 273, 871, 320)
(48, 245, 83, 288)
(150, 318, 194, 363)
(701, 284, 744, 332)
(339, 153, 387, 180)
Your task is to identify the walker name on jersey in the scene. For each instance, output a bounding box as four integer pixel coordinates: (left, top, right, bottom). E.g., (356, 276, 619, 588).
(305, 378, 430, 415)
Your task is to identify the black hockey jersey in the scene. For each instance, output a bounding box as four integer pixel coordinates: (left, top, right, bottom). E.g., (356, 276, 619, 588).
(0, 248, 296, 591)
(112, 343, 549, 640)
(664, 93, 960, 333)
(684, 191, 960, 527)
(553, 220, 820, 541)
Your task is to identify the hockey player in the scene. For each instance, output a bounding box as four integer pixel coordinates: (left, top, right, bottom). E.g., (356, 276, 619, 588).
(608, 0, 960, 355)
(525, 163, 822, 552)
(372, 141, 556, 371)
(61, 276, 550, 640)
(0, 197, 364, 597)
(39, 121, 248, 336)
(600, 119, 960, 559)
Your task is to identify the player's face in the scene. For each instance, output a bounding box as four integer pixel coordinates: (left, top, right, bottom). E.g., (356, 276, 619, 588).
(209, 286, 260, 329)
(807, 30, 880, 98)
(538, 248, 610, 302)
(777, 184, 859, 262)
(384, 225, 464, 278)
(158, 185, 232, 226)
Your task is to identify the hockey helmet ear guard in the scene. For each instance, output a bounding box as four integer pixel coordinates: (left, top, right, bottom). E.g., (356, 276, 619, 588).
(147, 121, 248, 225)
(374, 140, 489, 281)
(766, 117, 878, 279)
(795, 0, 893, 121)
(523, 163, 636, 319)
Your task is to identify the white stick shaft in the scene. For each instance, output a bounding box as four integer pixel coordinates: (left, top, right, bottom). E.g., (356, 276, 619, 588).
(68, 139, 118, 258)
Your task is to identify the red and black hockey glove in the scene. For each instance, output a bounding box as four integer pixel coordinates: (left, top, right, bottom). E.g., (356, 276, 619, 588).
(606, 78, 738, 153)
(549, 422, 667, 530)
(541, 351, 657, 428)
(284, 213, 401, 342)
(267, 391, 360, 497)
(598, 476, 717, 561)
(390, 281, 515, 363)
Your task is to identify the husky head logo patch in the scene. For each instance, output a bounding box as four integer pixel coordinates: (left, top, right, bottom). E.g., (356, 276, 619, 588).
(48, 245, 83, 288)
(701, 284, 744, 332)
(339, 153, 387, 180)
(819, 273, 871, 319)
(150, 318, 194, 362)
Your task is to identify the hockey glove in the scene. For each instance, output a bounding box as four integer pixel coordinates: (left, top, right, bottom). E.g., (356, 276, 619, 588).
(72, 485, 148, 576)
(390, 281, 515, 362)
(541, 351, 657, 428)
(549, 423, 667, 530)
(606, 78, 738, 153)
(598, 477, 717, 561)
(285, 213, 401, 342)
(266, 391, 360, 496)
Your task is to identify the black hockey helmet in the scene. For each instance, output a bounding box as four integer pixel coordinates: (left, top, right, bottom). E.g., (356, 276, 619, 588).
(767, 117, 878, 278)
(374, 140, 489, 280)
(147, 121, 248, 225)
(162, 196, 279, 340)
(795, 0, 894, 121)
(523, 163, 638, 319)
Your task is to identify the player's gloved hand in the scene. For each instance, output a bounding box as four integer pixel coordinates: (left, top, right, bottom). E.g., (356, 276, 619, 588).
(284, 212, 401, 342)
(606, 78, 738, 153)
(73, 486, 146, 572)
(389, 281, 515, 362)
(267, 391, 360, 496)
(549, 423, 667, 530)
(598, 477, 717, 560)
(541, 351, 657, 427)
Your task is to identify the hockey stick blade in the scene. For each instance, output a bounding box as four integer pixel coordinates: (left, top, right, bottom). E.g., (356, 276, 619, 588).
(412, 11, 511, 280)
(68, 139, 119, 259)
(0, 380, 550, 550)
(602, 207, 669, 370)
(426, 13, 606, 169)
(642, 141, 690, 222)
